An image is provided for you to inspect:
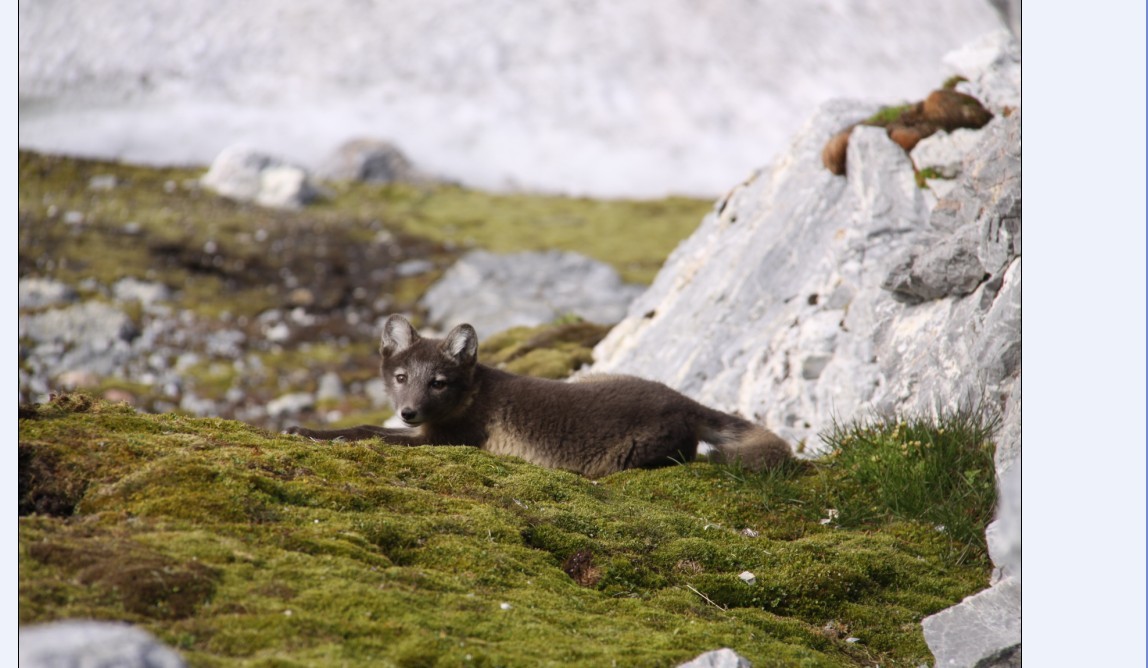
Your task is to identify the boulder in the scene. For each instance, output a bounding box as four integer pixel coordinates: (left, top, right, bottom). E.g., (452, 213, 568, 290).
(19, 619, 186, 668)
(201, 145, 320, 209)
(421, 250, 644, 338)
(317, 138, 431, 184)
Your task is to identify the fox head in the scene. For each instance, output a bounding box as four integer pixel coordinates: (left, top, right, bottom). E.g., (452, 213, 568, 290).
(379, 315, 479, 426)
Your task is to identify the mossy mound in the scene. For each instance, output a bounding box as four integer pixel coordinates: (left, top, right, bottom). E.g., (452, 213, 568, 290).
(20, 395, 993, 666)
(477, 320, 613, 379)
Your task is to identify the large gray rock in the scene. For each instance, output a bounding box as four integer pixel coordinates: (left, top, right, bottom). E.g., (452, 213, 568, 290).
(421, 250, 644, 337)
(201, 145, 321, 209)
(317, 138, 431, 184)
(590, 34, 1021, 667)
(19, 620, 187, 668)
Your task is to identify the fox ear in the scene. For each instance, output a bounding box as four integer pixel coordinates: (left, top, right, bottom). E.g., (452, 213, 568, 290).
(442, 324, 478, 367)
(381, 315, 419, 357)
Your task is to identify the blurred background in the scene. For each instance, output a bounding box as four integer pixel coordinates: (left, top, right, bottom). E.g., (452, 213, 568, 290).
(19, 0, 1008, 198)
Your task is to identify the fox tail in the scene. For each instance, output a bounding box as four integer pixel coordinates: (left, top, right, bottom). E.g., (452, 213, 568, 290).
(696, 409, 793, 471)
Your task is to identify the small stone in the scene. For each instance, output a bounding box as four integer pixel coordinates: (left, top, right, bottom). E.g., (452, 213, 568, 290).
(88, 174, 118, 191)
(738, 571, 756, 585)
(499, 602, 512, 611)
(264, 322, 291, 343)
(266, 392, 315, 418)
(317, 372, 345, 402)
(396, 259, 434, 278)
(63, 211, 85, 225)
(740, 528, 759, 538)
(289, 288, 315, 307)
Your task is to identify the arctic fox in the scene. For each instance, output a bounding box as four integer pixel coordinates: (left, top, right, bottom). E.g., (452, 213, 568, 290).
(287, 315, 792, 478)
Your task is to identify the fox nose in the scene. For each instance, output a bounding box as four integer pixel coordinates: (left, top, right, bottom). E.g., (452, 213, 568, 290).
(400, 408, 418, 421)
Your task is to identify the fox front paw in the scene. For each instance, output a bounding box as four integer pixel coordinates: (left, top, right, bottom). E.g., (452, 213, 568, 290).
(284, 426, 312, 437)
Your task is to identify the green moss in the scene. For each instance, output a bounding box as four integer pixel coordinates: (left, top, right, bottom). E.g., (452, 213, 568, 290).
(914, 167, 948, 189)
(863, 104, 916, 127)
(20, 394, 994, 666)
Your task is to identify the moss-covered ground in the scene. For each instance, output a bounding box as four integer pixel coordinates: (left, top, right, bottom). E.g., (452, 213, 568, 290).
(21, 395, 994, 667)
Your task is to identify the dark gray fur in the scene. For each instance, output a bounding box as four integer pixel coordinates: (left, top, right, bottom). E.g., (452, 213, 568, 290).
(287, 315, 792, 478)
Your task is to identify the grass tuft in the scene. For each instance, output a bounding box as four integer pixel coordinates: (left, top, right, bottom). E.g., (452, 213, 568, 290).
(816, 409, 999, 563)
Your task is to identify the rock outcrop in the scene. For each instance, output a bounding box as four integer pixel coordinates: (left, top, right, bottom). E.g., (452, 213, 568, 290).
(589, 33, 1021, 667)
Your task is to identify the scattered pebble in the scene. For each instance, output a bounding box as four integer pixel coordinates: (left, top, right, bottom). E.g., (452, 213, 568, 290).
(738, 571, 756, 585)
(88, 174, 118, 191)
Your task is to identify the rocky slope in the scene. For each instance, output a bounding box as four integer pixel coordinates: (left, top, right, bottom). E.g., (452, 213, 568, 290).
(589, 31, 1021, 666)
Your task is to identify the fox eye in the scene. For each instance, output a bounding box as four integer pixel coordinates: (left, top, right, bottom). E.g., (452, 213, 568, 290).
(394, 373, 407, 384)
(429, 379, 447, 390)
